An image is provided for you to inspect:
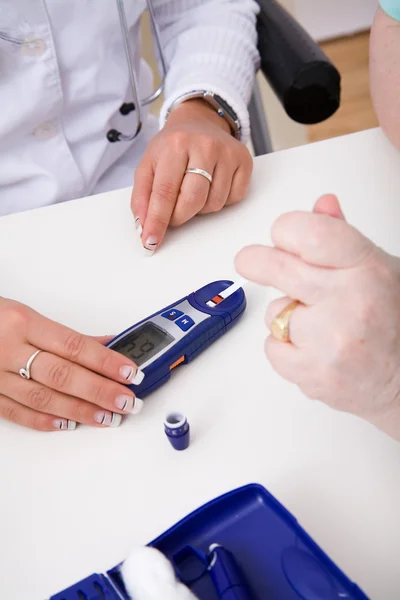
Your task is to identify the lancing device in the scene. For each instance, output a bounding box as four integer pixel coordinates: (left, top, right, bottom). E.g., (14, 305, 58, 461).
(106, 279, 246, 398)
(208, 544, 255, 600)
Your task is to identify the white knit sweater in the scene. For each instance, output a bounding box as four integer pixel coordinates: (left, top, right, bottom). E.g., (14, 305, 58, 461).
(157, 0, 260, 142)
(0, 0, 260, 214)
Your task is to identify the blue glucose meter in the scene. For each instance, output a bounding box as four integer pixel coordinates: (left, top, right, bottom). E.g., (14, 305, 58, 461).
(106, 280, 246, 398)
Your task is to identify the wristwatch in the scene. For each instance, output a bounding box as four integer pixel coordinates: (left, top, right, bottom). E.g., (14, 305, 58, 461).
(165, 90, 241, 139)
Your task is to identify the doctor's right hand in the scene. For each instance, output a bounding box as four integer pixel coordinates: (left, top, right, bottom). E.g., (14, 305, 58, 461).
(0, 298, 143, 431)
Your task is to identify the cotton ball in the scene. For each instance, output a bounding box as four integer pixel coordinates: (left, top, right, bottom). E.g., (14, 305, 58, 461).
(121, 546, 199, 600)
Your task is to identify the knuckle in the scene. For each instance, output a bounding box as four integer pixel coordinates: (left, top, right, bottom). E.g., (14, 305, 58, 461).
(92, 381, 110, 407)
(2, 402, 19, 425)
(271, 249, 289, 274)
(223, 145, 237, 164)
(2, 304, 29, 334)
(199, 135, 219, 156)
(63, 333, 86, 360)
(169, 131, 189, 152)
(97, 351, 114, 376)
(153, 181, 177, 204)
(48, 362, 71, 389)
(27, 386, 54, 412)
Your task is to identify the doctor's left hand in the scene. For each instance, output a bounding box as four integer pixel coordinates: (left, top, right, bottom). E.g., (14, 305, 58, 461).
(131, 99, 252, 253)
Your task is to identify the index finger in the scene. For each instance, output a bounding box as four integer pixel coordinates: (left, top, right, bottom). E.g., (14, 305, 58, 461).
(27, 312, 144, 385)
(235, 245, 330, 304)
(141, 152, 188, 254)
(271, 211, 373, 268)
(131, 155, 154, 234)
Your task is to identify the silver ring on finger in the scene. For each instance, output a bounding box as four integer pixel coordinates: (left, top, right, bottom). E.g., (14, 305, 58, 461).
(19, 349, 41, 380)
(184, 167, 213, 184)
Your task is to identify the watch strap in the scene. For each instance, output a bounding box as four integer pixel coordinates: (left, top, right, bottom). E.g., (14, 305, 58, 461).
(165, 90, 241, 139)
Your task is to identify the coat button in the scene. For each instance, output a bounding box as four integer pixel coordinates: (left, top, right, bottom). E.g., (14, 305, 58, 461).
(32, 121, 57, 140)
(21, 37, 47, 57)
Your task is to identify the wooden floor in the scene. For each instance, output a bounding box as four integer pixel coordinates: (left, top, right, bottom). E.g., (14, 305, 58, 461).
(308, 31, 379, 143)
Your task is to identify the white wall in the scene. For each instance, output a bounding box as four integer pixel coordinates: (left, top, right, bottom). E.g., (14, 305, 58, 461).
(293, 0, 378, 41)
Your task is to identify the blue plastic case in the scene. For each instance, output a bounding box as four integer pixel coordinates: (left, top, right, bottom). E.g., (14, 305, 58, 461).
(51, 484, 369, 600)
(106, 280, 246, 398)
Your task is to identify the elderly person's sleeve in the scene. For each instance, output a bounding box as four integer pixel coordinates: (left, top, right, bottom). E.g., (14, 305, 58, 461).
(370, 1, 400, 150)
(154, 0, 260, 142)
(379, 0, 400, 19)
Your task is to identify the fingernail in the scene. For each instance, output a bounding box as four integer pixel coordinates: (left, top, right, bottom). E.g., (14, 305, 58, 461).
(110, 412, 122, 427)
(134, 216, 143, 237)
(120, 366, 145, 384)
(53, 418, 76, 431)
(131, 397, 144, 414)
(143, 235, 158, 256)
(132, 369, 145, 385)
(115, 394, 134, 412)
(120, 365, 135, 381)
(94, 411, 122, 427)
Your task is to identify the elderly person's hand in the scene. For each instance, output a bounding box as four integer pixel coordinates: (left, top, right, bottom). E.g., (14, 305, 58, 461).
(235, 194, 400, 441)
(131, 99, 253, 255)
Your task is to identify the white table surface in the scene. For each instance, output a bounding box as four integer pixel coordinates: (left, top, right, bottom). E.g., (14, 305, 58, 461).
(1, 128, 400, 600)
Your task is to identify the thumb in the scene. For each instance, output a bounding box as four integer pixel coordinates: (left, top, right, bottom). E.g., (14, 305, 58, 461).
(313, 194, 346, 220)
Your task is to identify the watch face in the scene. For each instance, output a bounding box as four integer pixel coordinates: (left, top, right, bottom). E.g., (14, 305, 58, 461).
(212, 93, 236, 119)
(205, 92, 240, 138)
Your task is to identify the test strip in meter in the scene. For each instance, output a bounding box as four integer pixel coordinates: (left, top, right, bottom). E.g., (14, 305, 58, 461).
(206, 278, 246, 308)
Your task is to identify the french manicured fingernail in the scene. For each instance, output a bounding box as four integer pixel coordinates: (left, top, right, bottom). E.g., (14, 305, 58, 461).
(115, 394, 135, 412)
(53, 418, 76, 431)
(94, 411, 122, 427)
(143, 236, 158, 256)
(120, 365, 134, 380)
(120, 366, 145, 384)
(132, 397, 144, 414)
(132, 369, 145, 385)
(134, 216, 143, 237)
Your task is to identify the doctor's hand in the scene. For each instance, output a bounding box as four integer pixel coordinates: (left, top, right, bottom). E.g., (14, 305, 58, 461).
(131, 99, 252, 254)
(235, 194, 400, 441)
(0, 298, 143, 431)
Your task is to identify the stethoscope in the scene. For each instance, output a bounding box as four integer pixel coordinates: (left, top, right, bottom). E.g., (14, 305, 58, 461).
(108, 0, 167, 143)
(0, 0, 167, 144)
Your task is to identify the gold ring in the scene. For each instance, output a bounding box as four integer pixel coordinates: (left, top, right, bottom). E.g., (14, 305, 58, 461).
(270, 300, 300, 343)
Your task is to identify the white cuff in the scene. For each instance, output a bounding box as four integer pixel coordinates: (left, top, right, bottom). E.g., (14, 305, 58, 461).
(160, 80, 251, 144)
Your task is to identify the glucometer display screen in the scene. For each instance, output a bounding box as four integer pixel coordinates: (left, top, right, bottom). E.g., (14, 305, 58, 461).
(112, 322, 174, 367)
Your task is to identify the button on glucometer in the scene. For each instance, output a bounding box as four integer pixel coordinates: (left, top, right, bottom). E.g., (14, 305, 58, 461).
(176, 316, 194, 332)
(162, 309, 183, 321)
